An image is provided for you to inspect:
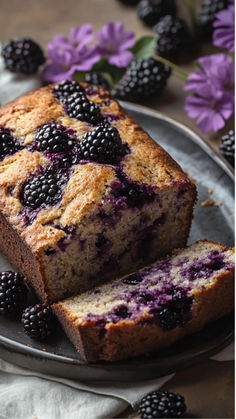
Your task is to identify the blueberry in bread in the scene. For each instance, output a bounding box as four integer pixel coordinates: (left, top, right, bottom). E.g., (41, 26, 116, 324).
(53, 240, 234, 362)
(0, 81, 196, 303)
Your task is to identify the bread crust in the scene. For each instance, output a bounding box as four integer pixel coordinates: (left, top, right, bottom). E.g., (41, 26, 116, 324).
(53, 242, 234, 362)
(0, 83, 196, 303)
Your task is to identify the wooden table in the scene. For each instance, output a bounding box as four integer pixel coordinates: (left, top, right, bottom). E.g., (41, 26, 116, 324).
(0, 1, 234, 417)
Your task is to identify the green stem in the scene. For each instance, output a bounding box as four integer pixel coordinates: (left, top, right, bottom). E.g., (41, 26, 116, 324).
(153, 55, 189, 81)
(183, 0, 197, 32)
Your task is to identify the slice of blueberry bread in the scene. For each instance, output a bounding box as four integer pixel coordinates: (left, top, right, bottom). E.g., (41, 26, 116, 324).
(53, 240, 234, 362)
(0, 81, 196, 303)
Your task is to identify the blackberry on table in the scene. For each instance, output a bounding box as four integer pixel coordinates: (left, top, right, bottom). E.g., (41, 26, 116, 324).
(21, 304, 56, 340)
(0, 271, 28, 316)
(0, 126, 21, 161)
(139, 390, 186, 418)
(220, 130, 235, 167)
(154, 15, 190, 60)
(21, 171, 67, 209)
(35, 123, 75, 153)
(1, 38, 45, 74)
(84, 72, 110, 90)
(199, 0, 229, 37)
(80, 123, 123, 164)
(117, 0, 139, 5)
(65, 92, 103, 125)
(53, 80, 85, 100)
(137, 0, 176, 26)
(112, 57, 170, 102)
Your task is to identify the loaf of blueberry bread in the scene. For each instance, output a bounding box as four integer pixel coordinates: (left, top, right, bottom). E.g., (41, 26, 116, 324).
(0, 81, 196, 303)
(53, 240, 234, 362)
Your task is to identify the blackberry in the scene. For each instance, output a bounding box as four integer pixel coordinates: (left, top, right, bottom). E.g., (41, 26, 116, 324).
(139, 391, 186, 418)
(199, 0, 229, 37)
(21, 304, 56, 340)
(35, 123, 75, 153)
(1, 38, 45, 74)
(154, 15, 190, 60)
(22, 171, 67, 209)
(137, 0, 176, 26)
(0, 271, 28, 316)
(65, 92, 102, 125)
(0, 126, 21, 161)
(157, 287, 192, 330)
(123, 273, 143, 285)
(117, 0, 140, 5)
(84, 72, 110, 90)
(53, 80, 85, 100)
(112, 58, 170, 102)
(80, 123, 122, 164)
(220, 130, 235, 167)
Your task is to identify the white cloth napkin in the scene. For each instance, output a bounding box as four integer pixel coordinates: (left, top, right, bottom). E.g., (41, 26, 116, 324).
(0, 58, 234, 419)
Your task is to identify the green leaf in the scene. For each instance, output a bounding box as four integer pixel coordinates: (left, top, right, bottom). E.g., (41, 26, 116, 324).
(130, 36, 156, 60)
(73, 71, 86, 83)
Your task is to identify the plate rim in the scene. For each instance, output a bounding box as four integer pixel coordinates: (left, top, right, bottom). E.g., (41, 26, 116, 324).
(0, 102, 234, 378)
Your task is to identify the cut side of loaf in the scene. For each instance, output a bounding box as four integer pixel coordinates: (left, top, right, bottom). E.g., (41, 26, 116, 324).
(0, 82, 196, 303)
(53, 240, 235, 362)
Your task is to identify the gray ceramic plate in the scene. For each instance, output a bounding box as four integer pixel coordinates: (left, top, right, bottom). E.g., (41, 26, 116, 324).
(0, 103, 234, 382)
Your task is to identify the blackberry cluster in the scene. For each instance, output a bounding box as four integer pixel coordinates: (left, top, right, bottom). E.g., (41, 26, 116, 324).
(154, 15, 190, 60)
(139, 391, 186, 418)
(112, 58, 170, 102)
(220, 130, 235, 167)
(157, 287, 192, 330)
(35, 123, 75, 153)
(22, 304, 56, 340)
(22, 170, 67, 209)
(0, 126, 21, 161)
(137, 0, 176, 26)
(0, 271, 28, 316)
(53, 80, 85, 100)
(65, 92, 102, 125)
(80, 123, 122, 164)
(84, 72, 110, 90)
(199, 0, 229, 37)
(1, 38, 45, 74)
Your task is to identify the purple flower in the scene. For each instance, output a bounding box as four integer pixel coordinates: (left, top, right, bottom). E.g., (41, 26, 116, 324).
(96, 22, 135, 67)
(42, 25, 101, 82)
(213, 4, 235, 52)
(184, 54, 234, 133)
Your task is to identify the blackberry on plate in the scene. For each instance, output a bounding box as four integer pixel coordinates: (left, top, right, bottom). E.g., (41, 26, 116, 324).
(35, 123, 75, 153)
(0, 271, 28, 316)
(153, 15, 190, 60)
(21, 170, 68, 209)
(21, 304, 56, 340)
(53, 80, 85, 100)
(137, 0, 176, 26)
(80, 123, 122, 164)
(65, 92, 103, 125)
(0, 126, 21, 161)
(1, 38, 45, 74)
(199, 0, 229, 37)
(220, 130, 235, 167)
(139, 390, 186, 418)
(112, 57, 170, 102)
(84, 72, 110, 91)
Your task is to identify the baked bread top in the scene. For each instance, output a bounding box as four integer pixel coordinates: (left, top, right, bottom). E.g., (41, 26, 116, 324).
(0, 82, 195, 254)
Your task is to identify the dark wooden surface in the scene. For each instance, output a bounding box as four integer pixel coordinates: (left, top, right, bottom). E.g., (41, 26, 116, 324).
(0, 1, 234, 418)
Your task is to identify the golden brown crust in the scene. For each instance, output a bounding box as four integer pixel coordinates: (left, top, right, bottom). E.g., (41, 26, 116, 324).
(0, 83, 196, 255)
(53, 243, 234, 362)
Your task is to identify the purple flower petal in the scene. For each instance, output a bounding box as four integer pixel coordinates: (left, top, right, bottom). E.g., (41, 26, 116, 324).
(70, 25, 94, 49)
(96, 22, 135, 68)
(213, 4, 235, 52)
